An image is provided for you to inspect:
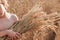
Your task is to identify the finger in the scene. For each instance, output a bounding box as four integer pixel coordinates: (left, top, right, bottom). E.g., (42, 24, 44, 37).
(8, 38, 12, 40)
(11, 37, 14, 40)
(15, 34, 20, 39)
(7, 36, 12, 40)
(13, 35, 17, 40)
(16, 32, 21, 39)
(16, 32, 21, 37)
(7, 37, 11, 40)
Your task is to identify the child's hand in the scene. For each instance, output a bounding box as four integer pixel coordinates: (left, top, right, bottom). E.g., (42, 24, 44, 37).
(6, 30, 21, 40)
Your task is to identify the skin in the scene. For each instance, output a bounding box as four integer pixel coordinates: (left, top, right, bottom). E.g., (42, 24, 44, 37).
(0, 0, 21, 40)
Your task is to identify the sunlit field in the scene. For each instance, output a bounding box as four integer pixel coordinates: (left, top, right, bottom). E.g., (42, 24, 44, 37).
(4, 0, 60, 40)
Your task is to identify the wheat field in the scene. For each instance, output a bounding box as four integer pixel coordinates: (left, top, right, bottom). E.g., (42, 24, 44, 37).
(5, 0, 60, 40)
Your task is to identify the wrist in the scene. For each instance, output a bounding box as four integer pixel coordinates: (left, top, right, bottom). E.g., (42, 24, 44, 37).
(5, 30, 12, 35)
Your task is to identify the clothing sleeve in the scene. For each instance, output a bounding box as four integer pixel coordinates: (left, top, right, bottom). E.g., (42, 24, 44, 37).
(11, 14, 19, 22)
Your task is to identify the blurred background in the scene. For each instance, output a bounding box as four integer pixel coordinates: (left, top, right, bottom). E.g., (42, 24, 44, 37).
(8, 0, 60, 40)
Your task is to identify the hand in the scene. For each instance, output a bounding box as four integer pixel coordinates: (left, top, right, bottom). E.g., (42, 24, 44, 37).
(6, 30, 21, 40)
